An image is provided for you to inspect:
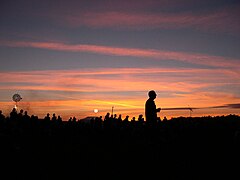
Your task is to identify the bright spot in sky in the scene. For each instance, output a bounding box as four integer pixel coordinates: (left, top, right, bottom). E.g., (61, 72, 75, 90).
(93, 109, 99, 113)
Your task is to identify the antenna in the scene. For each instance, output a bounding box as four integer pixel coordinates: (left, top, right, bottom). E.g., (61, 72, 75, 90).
(111, 106, 114, 116)
(188, 105, 190, 117)
(188, 105, 192, 117)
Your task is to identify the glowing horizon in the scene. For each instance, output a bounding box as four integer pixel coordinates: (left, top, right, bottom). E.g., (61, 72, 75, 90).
(0, 67, 239, 120)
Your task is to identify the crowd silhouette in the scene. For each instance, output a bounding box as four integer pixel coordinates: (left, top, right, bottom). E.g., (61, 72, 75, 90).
(0, 107, 240, 180)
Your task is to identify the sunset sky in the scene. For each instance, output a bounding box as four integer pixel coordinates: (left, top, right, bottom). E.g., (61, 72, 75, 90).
(0, 0, 239, 120)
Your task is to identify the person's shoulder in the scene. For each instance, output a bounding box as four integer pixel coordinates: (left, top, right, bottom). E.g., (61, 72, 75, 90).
(146, 98, 150, 102)
(146, 98, 153, 104)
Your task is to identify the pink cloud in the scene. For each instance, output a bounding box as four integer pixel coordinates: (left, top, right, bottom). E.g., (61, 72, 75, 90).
(61, 6, 240, 34)
(2, 41, 240, 68)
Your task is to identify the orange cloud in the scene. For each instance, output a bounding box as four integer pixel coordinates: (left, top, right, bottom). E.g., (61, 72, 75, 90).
(1, 67, 239, 86)
(0, 68, 239, 94)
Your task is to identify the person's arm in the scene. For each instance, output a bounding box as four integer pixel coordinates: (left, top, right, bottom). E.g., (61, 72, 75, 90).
(156, 108, 161, 112)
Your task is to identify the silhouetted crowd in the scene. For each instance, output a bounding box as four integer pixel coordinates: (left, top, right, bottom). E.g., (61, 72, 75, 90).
(0, 108, 240, 180)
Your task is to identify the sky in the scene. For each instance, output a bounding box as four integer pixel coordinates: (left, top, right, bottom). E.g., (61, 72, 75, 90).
(0, 0, 240, 120)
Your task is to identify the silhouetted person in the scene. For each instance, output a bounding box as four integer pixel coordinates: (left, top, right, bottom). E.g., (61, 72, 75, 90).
(52, 113, 57, 122)
(123, 115, 129, 122)
(138, 114, 144, 123)
(23, 111, 30, 123)
(18, 109, 24, 122)
(122, 115, 129, 127)
(18, 109, 24, 116)
(23, 111, 30, 119)
(117, 114, 122, 122)
(10, 108, 18, 121)
(104, 112, 110, 121)
(94, 116, 102, 128)
(131, 117, 136, 122)
(44, 113, 51, 123)
(0, 110, 5, 124)
(163, 116, 168, 122)
(145, 90, 161, 127)
(72, 116, 77, 122)
(57, 115, 62, 123)
(104, 112, 111, 128)
(0, 110, 5, 118)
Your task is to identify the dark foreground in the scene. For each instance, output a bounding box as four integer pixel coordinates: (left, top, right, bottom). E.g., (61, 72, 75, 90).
(0, 114, 240, 180)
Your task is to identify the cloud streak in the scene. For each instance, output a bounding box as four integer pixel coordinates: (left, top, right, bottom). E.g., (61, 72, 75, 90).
(2, 41, 240, 68)
(61, 6, 240, 34)
(0, 67, 239, 93)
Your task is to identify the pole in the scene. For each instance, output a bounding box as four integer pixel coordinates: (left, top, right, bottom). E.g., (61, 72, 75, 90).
(161, 107, 194, 111)
(111, 106, 114, 116)
(161, 104, 240, 112)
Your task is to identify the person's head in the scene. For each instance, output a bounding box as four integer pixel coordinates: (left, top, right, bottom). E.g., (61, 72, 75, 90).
(148, 90, 157, 99)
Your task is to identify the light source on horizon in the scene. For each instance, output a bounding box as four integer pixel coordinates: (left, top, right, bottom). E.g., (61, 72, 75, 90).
(93, 109, 99, 113)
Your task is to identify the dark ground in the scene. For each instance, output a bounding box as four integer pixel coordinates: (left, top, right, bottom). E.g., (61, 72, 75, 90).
(0, 114, 240, 180)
